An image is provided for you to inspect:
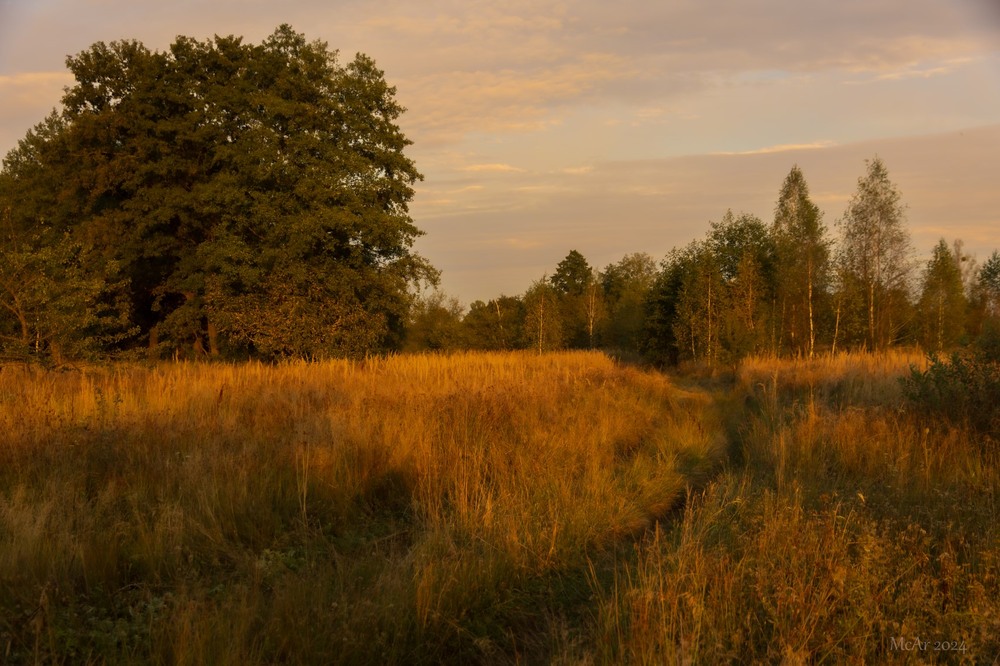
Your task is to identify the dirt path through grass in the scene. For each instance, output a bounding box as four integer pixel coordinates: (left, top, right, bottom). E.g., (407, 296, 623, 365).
(4, 352, 994, 663)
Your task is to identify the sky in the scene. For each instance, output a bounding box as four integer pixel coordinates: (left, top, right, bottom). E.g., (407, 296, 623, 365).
(2, 0, 999, 305)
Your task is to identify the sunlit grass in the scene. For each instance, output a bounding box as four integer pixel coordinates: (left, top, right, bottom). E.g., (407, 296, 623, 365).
(1, 349, 997, 663)
(0, 352, 723, 663)
(591, 351, 999, 663)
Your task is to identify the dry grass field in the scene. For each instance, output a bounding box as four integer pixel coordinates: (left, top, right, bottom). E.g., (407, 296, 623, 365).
(0, 350, 997, 663)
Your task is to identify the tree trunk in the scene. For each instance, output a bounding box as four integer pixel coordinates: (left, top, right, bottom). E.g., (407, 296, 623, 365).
(585, 284, 597, 348)
(537, 295, 544, 354)
(148, 326, 159, 359)
(208, 319, 220, 357)
(807, 259, 815, 359)
(494, 300, 506, 350)
(868, 279, 876, 352)
(937, 291, 944, 352)
(706, 276, 713, 367)
(832, 294, 842, 356)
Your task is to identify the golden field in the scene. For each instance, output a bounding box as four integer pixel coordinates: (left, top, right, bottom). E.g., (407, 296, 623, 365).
(0, 351, 997, 664)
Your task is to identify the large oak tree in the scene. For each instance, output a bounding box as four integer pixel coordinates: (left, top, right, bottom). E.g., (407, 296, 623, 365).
(0, 25, 433, 360)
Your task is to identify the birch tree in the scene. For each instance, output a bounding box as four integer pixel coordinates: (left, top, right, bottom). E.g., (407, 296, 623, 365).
(836, 157, 913, 351)
(523, 277, 563, 353)
(773, 166, 830, 358)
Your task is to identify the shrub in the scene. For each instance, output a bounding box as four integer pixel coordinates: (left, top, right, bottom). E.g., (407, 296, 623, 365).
(902, 351, 1000, 439)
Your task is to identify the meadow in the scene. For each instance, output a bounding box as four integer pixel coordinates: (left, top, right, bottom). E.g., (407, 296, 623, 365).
(0, 351, 997, 664)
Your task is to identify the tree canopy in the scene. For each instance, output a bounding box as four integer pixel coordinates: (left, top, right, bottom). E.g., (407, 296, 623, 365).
(0, 25, 434, 360)
(773, 166, 830, 358)
(836, 157, 913, 351)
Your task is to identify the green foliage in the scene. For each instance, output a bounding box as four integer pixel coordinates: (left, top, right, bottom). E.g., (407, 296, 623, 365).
(550, 250, 592, 296)
(708, 211, 776, 356)
(0, 230, 135, 363)
(462, 296, 526, 350)
(523, 278, 564, 352)
(979, 251, 1000, 310)
(1, 25, 431, 361)
(600, 253, 657, 352)
(403, 291, 465, 352)
(975, 251, 1000, 322)
(643, 249, 692, 365)
(773, 166, 831, 357)
(673, 242, 727, 365)
(708, 210, 774, 284)
(643, 240, 728, 365)
(836, 157, 913, 351)
(902, 351, 1000, 439)
(645, 214, 773, 366)
(917, 239, 967, 352)
(550, 250, 600, 348)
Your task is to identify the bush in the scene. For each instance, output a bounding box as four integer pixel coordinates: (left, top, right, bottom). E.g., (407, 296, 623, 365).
(902, 351, 1000, 439)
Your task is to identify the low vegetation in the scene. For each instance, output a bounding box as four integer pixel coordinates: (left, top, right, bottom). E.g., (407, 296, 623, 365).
(902, 349, 1000, 437)
(0, 352, 723, 663)
(1, 350, 996, 663)
(598, 350, 998, 663)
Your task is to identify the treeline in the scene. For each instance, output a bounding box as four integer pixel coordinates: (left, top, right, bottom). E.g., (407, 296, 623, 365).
(2, 26, 998, 365)
(407, 160, 1000, 364)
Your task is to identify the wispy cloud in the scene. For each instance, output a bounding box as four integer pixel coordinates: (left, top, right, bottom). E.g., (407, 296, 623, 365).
(843, 55, 980, 84)
(462, 163, 525, 173)
(0, 71, 73, 102)
(495, 237, 544, 250)
(401, 52, 635, 144)
(415, 125, 1000, 301)
(714, 140, 838, 156)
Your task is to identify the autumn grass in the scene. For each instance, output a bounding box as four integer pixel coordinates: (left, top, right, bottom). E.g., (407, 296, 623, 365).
(0, 352, 724, 664)
(1, 350, 997, 663)
(595, 350, 999, 664)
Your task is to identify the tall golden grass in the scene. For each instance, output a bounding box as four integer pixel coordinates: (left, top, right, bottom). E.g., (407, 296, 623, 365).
(0, 352, 724, 663)
(1, 349, 996, 663)
(595, 350, 999, 664)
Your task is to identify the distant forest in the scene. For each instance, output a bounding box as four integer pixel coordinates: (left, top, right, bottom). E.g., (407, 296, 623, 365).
(412, 158, 1000, 365)
(2, 26, 998, 364)
(406, 165, 1000, 366)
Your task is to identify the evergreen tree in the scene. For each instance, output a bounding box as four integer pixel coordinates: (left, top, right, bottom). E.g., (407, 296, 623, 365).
(643, 252, 689, 365)
(970, 251, 1000, 356)
(979, 253, 1000, 317)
